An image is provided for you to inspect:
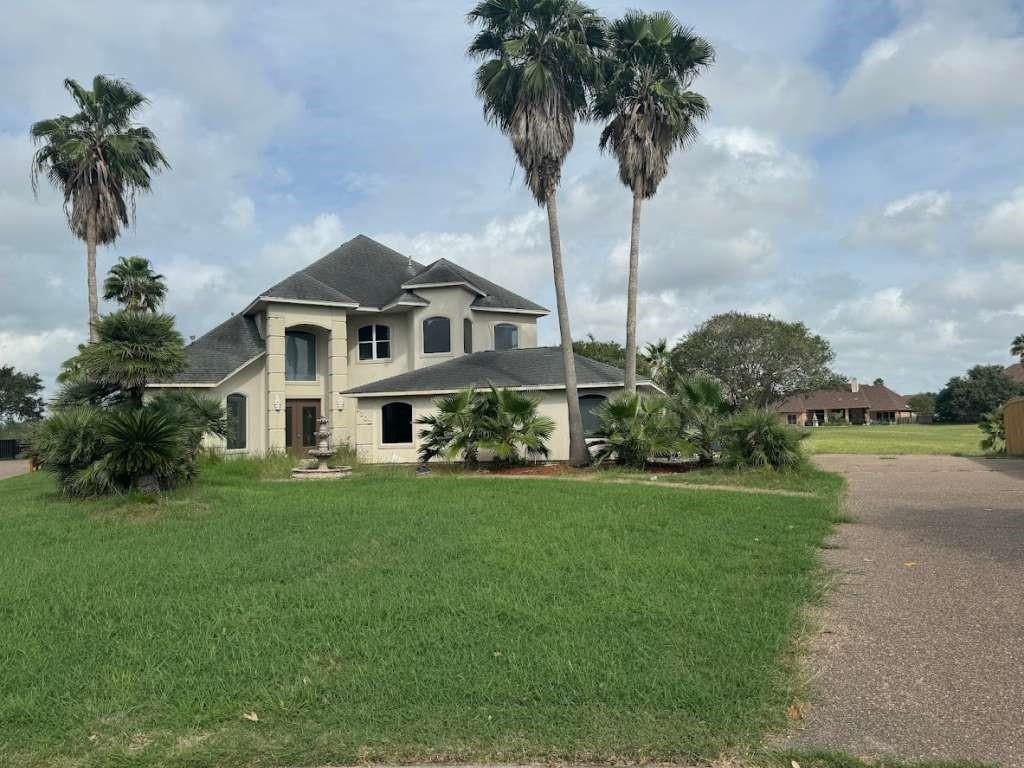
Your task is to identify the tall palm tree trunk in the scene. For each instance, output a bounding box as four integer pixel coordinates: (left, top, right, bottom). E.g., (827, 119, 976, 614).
(545, 189, 588, 466)
(624, 191, 642, 393)
(86, 211, 99, 342)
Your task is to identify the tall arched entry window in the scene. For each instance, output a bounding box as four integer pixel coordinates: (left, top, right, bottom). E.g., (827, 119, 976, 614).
(381, 402, 413, 444)
(578, 394, 607, 436)
(285, 330, 316, 381)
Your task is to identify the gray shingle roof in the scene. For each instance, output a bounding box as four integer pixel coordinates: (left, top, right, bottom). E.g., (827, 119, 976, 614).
(261, 272, 357, 305)
(164, 313, 265, 385)
(403, 258, 485, 293)
(344, 347, 646, 395)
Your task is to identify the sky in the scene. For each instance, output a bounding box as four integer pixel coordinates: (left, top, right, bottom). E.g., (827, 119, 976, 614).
(2, 0, 1024, 396)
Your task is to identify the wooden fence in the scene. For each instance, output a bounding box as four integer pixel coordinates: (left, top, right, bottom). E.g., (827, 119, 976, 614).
(1005, 397, 1024, 456)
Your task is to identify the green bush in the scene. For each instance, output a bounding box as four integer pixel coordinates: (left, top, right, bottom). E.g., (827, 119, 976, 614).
(29, 406, 108, 494)
(979, 406, 1005, 454)
(416, 386, 555, 465)
(673, 374, 730, 465)
(720, 409, 806, 470)
(590, 393, 681, 469)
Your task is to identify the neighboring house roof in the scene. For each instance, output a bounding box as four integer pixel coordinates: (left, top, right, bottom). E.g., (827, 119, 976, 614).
(344, 346, 648, 395)
(266, 235, 547, 313)
(774, 383, 913, 413)
(1006, 363, 1024, 384)
(161, 313, 266, 385)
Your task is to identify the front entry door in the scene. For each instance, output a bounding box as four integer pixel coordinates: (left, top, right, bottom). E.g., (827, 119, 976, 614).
(285, 399, 321, 457)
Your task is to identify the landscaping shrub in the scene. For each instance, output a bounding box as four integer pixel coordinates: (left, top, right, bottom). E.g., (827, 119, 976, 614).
(416, 386, 555, 464)
(720, 409, 806, 470)
(590, 393, 681, 468)
(673, 374, 730, 465)
(979, 406, 1006, 454)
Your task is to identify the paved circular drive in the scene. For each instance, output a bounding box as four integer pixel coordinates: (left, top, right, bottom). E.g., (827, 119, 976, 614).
(783, 455, 1024, 766)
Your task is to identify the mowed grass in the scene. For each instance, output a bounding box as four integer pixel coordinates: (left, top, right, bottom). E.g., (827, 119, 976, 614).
(0, 460, 841, 767)
(803, 424, 984, 456)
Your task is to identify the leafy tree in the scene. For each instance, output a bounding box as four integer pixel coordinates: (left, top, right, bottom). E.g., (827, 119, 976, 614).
(872, 377, 885, 386)
(1011, 333, 1024, 364)
(671, 312, 842, 408)
(30, 76, 168, 340)
(468, 0, 605, 466)
(673, 374, 730, 465)
(935, 365, 1024, 424)
(907, 392, 937, 422)
(0, 366, 45, 425)
(589, 392, 680, 468)
(572, 335, 652, 378)
(594, 10, 712, 392)
(103, 256, 167, 312)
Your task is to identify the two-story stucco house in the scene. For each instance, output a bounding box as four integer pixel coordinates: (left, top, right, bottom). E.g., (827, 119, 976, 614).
(150, 235, 648, 462)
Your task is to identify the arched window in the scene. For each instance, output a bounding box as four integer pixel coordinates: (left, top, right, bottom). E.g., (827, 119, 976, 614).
(422, 316, 451, 354)
(358, 324, 391, 360)
(226, 393, 247, 450)
(578, 393, 607, 436)
(463, 318, 473, 354)
(285, 330, 316, 381)
(381, 402, 413, 444)
(494, 323, 519, 351)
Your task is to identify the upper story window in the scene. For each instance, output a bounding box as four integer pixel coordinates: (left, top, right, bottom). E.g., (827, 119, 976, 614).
(358, 324, 391, 361)
(422, 316, 451, 354)
(226, 393, 247, 450)
(494, 323, 519, 351)
(285, 330, 316, 381)
(463, 318, 473, 354)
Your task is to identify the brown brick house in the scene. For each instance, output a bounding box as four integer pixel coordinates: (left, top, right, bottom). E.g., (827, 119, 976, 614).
(1006, 363, 1024, 384)
(774, 379, 914, 426)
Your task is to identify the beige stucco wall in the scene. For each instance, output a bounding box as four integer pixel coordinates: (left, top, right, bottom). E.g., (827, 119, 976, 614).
(352, 385, 622, 463)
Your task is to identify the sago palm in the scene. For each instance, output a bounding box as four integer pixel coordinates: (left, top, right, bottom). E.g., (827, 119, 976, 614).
(467, 0, 606, 466)
(30, 75, 169, 340)
(103, 256, 167, 312)
(594, 11, 713, 392)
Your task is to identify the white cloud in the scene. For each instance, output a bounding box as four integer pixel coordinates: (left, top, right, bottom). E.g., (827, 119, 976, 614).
(0, 327, 82, 391)
(976, 187, 1024, 250)
(849, 189, 952, 251)
(223, 196, 255, 232)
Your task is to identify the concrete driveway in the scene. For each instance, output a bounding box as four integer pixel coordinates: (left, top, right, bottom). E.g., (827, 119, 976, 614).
(784, 455, 1024, 766)
(0, 459, 30, 481)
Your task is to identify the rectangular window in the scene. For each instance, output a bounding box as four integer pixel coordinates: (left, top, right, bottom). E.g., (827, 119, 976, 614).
(358, 324, 391, 361)
(285, 331, 316, 381)
(494, 323, 518, 351)
(463, 318, 473, 354)
(226, 394, 246, 450)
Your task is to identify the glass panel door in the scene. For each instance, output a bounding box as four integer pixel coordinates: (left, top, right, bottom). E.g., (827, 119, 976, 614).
(302, 406, 318, 447)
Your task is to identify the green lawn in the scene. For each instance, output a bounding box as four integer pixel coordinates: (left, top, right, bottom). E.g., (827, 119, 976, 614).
(0, 460, 841, 767)
(803, 424, 985, 456)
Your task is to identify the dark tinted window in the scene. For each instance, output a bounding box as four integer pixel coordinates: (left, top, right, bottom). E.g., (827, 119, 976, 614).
(226, 394, 246, 450)
(463, 318, 473, 353)
(579, 394, 607, 436)
(382, 402, 413, 444)
(494, 323, 518, 350)
(358, 324, 391, 360)
(423, 316, 451, 354)
(285, 331, 316, 380)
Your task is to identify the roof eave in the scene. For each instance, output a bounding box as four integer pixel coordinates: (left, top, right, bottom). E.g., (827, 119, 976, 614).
(400, 280, 486, 296)
(148, 351, 267, 389)
(471, 306, 549, 316)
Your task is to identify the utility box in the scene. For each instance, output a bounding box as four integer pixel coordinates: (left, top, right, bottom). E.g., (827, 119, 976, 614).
(1005, 397, 1024, 456)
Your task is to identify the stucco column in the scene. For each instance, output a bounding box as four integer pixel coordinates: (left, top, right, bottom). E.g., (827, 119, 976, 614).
(329, 314, 350, 446)
(266, 308, 287, 451)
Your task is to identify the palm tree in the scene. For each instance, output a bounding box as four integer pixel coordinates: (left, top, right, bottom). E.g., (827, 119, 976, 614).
(642, 337, 671, 389)
(594, 11, 713, 392)
(30, 76, 169, 341)
(467, 0, 605, 466)
(1011, 334, 1024, 364)
(103, 256, 167, 312)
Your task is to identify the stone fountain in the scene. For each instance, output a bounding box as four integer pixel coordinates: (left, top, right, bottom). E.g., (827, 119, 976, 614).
(291, 416, 352, 480)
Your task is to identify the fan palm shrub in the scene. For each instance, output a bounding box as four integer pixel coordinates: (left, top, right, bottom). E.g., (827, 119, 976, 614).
(589, 392, 680, 468)
(29, 406, 108, 495)
(416, 388, 481, 463)
(474, 386, 556, 462)
(30, 76, 168, 340)
(594, 11, 713, 392)
(103, 256, 167, 312)
(674, 374, 730, 465)
(467, 0, 606, 466)
(979, 406, 1006, 454)
(720, 409, 806, 470)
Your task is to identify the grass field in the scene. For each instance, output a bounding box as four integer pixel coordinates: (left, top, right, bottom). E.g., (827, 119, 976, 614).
(803, 423, 985, 456)
(0, 459, 841, 767)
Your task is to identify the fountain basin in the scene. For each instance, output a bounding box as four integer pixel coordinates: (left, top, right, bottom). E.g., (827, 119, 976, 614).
(291, 464, 352, 480)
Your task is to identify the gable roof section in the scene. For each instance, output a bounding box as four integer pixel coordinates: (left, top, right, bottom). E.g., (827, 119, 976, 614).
(298, 235, 425, 308)
(344, 346, 647, 395)
(404, 257, 548, 313)
(159, 313, 266, 385)
(774, 383, 912, 413)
